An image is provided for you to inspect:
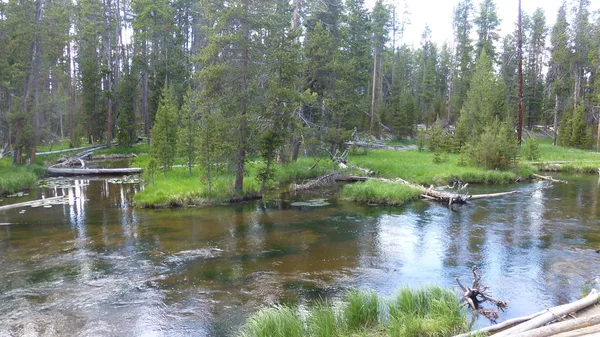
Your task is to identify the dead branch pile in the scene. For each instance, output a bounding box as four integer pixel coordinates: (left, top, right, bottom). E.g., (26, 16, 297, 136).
(456, 265, 508, 323)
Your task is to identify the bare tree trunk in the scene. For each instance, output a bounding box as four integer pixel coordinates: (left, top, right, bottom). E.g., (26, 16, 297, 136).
(369, 50, 377, 136)
(517, 0, 524, 146)
(142, 38, 150, 145)
(67, 42, 74, 147)
(553, 94, 559, 146)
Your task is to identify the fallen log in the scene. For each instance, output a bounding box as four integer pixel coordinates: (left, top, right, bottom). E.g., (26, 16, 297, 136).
(0, 196, 66, 212)
(492, 289, 598, 337)
(548, 323, 600, 337)
(36, 142, 115, 156)
(289, 172, 341, 191)
(510, 313, 600, 337)
(453, 311, 546, 337)
(47, 167, 143, 175)
(469, 191, 520, 200)
(455, 293, 600, 337)
(532, 174, 567, 184)
(343, 140, 416, 151)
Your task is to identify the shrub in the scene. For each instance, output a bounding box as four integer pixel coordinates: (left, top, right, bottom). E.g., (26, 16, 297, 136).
(465, 119, 518, 170)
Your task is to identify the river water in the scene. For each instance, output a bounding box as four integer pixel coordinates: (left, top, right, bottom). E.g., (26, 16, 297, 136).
(1, 174, 600, 336)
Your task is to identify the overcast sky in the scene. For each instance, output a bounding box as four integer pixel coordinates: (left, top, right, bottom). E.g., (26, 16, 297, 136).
(365, 0, 600, 48)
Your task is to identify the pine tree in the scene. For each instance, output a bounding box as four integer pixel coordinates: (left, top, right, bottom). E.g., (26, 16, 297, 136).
(177, 90, 200, 176)
(150, 86, 178, 174)
(547, 2, 571, 145)
(473, 0, 500, 62)
(116, 64, 137, 148)
(456, 50, 505, 143)
(524, 8, 547, 129)
(451, 0, 474, 116)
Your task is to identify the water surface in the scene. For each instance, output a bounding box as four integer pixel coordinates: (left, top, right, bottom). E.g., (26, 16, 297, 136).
(1, 174, 600, 336)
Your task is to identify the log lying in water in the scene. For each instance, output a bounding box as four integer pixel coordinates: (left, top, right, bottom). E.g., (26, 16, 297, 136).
(532, 173, 567, 184)
(47, 167, 143, 175)
(511, 314, 600, 337)
(493, 289, 598, 337)
(454, 289, 599, 337)
(0, 196, 65, 211)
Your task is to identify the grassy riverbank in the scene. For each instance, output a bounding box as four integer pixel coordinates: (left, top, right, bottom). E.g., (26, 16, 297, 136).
(349, 150, 535, 185)
(342, 180, 423, 206)
(527, 139, 600, 173)
(0, 158, 45, 195)
(239, 286, 468, 337)
(133, 157, 331, 207)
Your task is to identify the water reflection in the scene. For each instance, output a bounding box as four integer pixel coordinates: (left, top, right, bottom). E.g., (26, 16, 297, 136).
(1, 175, 600, 336)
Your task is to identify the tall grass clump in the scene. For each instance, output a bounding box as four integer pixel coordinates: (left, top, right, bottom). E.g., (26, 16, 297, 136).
(307, 302, 339, 337)
(0, 159, 44, 195)
(388, 287, 468, 337)
(343, 289, 380, 331)
(342, 180, 422, 205)
(240, 306, 305, 337)
(239, 286, 468, 337)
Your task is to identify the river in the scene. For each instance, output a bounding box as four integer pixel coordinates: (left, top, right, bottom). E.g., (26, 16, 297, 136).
(1, 174, 600, 336)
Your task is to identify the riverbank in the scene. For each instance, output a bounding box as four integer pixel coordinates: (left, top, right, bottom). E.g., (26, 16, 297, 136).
(0, 158, 45, 196)
(133, 157, 332, 208)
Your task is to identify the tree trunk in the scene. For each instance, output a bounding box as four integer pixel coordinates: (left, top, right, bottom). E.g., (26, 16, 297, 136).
(553, 94, 559, 146)
(235, 1, 249, 193)
(517, 0, 524, 145)
(142, 37, 150, 145)
(370, 49, 378, 136)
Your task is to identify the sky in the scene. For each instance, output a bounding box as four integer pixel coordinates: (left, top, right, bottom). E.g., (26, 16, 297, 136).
(365, 0, 600, 48)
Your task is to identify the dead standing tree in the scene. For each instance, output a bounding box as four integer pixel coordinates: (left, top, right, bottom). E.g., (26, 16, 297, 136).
(456, 265, 508, 323)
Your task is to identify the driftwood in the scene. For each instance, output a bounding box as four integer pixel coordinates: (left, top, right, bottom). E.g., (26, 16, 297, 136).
(47, 167, 143, 175)
(469, 191, 520, 200)
(0, 196, 65, 212)
(343, 140, 416, 151)
(492, 289, 598, 337)
(456, 266, 507, 323)
(47, 142, 142, 176)
(36, 143, 114, 156)
(455, 292, 600, 337)
(289, 172, 342, 191)
(532, 174, 567, 184)
(510, 314, 600, 337)
(453, 311, 546, 337)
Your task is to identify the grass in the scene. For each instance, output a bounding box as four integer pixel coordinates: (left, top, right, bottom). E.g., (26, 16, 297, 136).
(0, 158, 45, 195)
(133, 167, 261, 207)
(133, 157, 331, 207)
(241, 306, 305, 337)
(239, 286, 469, 337)
(349, 149, 534, 185)
(526, 139, 600, 173)
(342, 180, 422, 206)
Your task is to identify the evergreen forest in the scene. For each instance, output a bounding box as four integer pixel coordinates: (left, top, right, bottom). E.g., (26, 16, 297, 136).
(1, 0, 600, 194)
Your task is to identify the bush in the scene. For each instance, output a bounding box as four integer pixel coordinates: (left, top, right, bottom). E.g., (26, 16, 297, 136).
(465, 119, 518, 170)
